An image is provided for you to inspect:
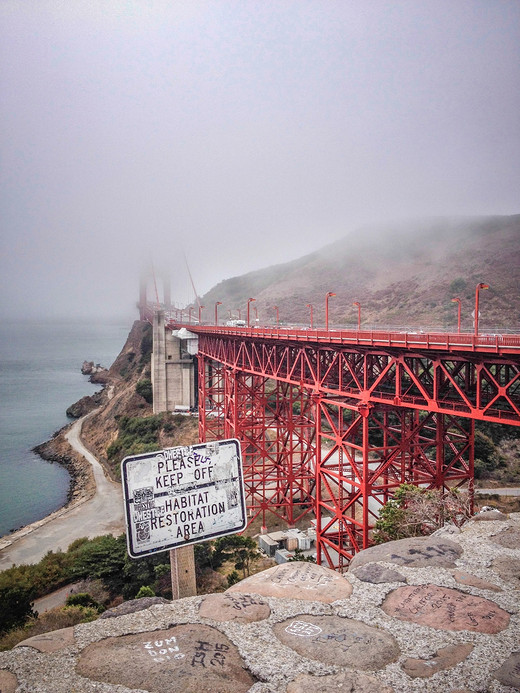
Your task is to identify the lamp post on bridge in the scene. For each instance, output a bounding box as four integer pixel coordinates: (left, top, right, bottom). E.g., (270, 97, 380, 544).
(353, 301, 361, 331)
(306, 303, 313, 329)
(451, 297, 461, 333)
(214, 301, 222, 326)
(273, 306, 279, 326)
(325, 292, 336, 330)
(198, 305, 205, 324)
(247, 298, 256, 327)
(474, 283, 489, 336)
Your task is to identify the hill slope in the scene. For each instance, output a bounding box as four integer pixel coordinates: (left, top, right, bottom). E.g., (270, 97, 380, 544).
(200, 215, 520, 331)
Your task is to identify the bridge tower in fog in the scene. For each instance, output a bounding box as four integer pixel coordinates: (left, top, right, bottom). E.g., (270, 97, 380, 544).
(138, 268, 172, 322)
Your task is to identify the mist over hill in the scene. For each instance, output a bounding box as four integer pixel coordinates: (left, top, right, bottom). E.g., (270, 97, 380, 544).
(200, 215, 520, 331)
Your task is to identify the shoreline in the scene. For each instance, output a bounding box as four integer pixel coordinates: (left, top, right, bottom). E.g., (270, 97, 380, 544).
(0, 371, 111, 544)
(0, 411, 125, 567)
(0, 411, 100, 553)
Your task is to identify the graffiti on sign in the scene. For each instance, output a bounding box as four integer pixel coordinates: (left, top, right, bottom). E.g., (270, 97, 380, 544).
(121, 439, 246, 557)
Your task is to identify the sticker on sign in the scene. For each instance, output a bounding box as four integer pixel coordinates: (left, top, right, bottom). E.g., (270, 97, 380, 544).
(121, 439, 246, 558)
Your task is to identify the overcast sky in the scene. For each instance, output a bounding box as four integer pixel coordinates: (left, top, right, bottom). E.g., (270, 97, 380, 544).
(1, 1, 518, 320)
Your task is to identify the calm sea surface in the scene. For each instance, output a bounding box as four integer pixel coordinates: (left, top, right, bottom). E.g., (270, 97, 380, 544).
(0, 318, 131, 538)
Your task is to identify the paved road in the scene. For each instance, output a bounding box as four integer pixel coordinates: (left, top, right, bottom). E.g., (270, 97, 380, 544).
(0, 415, 125, 569)
(475, 487, 520, 496)
(34, 583, 82, 613)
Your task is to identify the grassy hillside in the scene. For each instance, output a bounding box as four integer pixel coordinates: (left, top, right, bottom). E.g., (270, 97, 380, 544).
(198, 215, 520, 331)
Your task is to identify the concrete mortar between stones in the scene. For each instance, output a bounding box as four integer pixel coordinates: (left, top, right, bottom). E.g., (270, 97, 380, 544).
(0, 513, 518, 693)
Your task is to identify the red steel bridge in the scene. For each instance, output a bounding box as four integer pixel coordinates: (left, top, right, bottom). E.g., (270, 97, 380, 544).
(144, 298, 520, 571)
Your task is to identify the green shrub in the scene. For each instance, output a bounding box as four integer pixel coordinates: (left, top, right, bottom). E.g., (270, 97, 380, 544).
(227, 571, 240, 586)
(449, 278, 467, 294)
(373, 483, 472, 544)
(65, 593, 103, 612)
(136, 379, 153, 404)
(0, 584, 36, 634)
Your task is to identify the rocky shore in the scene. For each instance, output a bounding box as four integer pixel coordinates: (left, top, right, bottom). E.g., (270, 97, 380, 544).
(0, 368, 110, 546)
(33, 429, 96, 507)
(0, 322, 153, 553)
(0, 421, 98, 554)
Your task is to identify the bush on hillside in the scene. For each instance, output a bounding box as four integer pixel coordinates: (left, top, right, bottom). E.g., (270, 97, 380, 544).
(0, 584, 37, 635)
(135, 379, 153, 404)
(373, 483, 472, 544)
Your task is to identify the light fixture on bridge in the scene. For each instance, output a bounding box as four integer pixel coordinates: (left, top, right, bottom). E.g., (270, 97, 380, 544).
(451, 297, 461, 333)
(214, 301, 222, 326)
(353, 301, 361, 331)
(325, 292, 336, 330)
(247, 298, 256, 327)
(474, 283, 489, 336)
(306, 303, 314, 329)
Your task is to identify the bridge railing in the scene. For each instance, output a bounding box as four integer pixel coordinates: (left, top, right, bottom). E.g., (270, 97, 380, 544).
(182, 324, 520, 355)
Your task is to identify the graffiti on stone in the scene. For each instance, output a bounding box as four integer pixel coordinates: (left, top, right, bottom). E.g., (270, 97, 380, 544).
(270, 562, 334, 589)
(349, 536, 463, 571)
(190, 640, 230, 668)
(274, 615, 400, 669)
(76, 625, 255, 693)
(285, 621, 323, 637)
(142, 636, 185, 663)
(389, 543, 461, 566)
(198, 592, 271, 622)
(226, 594, 265, 611)
(382, 584, 510, 633)
(226, 562, 352, 602)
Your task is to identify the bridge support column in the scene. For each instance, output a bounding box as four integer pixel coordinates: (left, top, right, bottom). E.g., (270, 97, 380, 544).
(152, 311, 196, 414)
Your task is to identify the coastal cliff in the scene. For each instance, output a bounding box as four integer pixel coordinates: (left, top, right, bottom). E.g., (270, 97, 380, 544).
(33, 320, 156, 507)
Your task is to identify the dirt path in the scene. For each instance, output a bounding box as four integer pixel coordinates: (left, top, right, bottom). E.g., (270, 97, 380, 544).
(33, 583, 83, 613)
(0, 414, 125, 569)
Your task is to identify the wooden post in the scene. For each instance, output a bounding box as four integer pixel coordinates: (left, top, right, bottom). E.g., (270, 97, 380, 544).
(170, 546, 197, 600)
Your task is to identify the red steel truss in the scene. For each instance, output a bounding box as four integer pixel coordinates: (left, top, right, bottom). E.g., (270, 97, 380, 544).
(192, 327, 520, 570)
(198, 355, 316, 531)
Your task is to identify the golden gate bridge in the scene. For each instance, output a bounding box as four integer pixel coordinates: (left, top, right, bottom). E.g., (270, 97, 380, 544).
(138, 275, 520, 571)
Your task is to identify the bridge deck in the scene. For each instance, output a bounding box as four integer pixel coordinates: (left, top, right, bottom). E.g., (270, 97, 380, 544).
(178, 324, 520, 356)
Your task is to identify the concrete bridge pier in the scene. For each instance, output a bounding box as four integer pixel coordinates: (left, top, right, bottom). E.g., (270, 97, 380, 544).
(151, 310, 198, 598)
(151, 310, 197, 415)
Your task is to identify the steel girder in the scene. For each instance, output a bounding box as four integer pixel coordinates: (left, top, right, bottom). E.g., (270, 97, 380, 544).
(198, 356, 225, 442)
(197, 335, 520, 426)
(196, 334, 514, 569)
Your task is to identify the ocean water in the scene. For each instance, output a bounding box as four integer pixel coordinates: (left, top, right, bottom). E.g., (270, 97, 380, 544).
(0, 318, 131, 539)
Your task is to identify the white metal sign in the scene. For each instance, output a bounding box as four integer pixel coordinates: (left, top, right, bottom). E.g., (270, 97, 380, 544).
(121, 439, 246, 558)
